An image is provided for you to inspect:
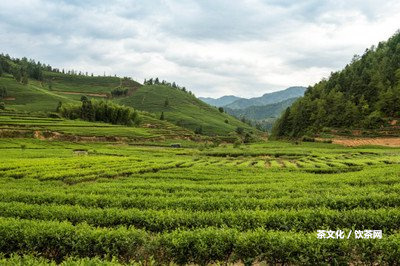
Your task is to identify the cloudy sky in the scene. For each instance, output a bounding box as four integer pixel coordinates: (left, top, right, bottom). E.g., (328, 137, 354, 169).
(1, 0, 399, 98)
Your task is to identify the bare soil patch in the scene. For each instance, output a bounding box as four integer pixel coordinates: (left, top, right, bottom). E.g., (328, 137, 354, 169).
(332, 138, 400, 147)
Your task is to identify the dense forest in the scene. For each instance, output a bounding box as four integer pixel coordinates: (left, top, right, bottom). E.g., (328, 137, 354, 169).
(272, 31, 400, 138)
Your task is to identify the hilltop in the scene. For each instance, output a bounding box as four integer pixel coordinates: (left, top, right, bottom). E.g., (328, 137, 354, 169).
(272, 31, 400, 138)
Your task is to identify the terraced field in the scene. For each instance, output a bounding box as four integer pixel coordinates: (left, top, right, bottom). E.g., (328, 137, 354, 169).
(0, 113, 193, 141)
(0, 139, 400, 264)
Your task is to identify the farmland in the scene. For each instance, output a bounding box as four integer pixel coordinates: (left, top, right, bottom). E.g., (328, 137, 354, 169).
(0, 137, 400, 265)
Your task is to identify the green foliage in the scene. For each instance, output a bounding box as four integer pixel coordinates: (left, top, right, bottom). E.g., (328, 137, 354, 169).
(59, 100, 140, 126)
(0, 139, 399, 264)
(0, 86, 6, 98)
(160, 111, 164, 120)
(111, 87, 129, 97)
(218, 107, 224, 113)
(194, 125, 203, 134)
(118, 84, 255, 136)
(0, 102, 5, 110)
(21, 74, 29, 85)
(235, 127, 244, 135)
(273, 31, 400, 138)
(233, 139, 241, 148)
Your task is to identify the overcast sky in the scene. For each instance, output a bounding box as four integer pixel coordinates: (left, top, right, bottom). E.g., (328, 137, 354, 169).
(1, 0, 399, 98)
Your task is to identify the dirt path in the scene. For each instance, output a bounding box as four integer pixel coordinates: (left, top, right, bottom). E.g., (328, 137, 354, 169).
(332, 138, 400, 147)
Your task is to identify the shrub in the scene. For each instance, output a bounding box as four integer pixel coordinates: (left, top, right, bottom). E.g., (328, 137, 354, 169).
(301, 136, 315, 142)
(233, 139, 242, 148)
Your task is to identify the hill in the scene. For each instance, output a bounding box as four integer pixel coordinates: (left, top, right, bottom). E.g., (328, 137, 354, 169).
(199, 95, 242, 107)
(272, 31, 400, 138)
(117, 84, 255, 136)
(0, 54, 256, 137)
(226, 97, 299, 120)
(224, 86, 306, 109)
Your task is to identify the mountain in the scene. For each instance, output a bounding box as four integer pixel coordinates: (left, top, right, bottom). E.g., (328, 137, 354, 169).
(199, 95, 242, 107)
(272, 31, 400, 138)
(224, 86, 306, 109)
(225, 97, 299, 120)
(0, 54, 256, 137)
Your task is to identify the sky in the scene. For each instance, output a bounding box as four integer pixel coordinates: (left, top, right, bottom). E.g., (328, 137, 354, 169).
(0, 0, 399, 98)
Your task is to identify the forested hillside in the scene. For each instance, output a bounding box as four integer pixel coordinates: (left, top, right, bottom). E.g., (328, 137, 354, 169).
(273, 31, 400, 138)
(226, 97, 298, 120)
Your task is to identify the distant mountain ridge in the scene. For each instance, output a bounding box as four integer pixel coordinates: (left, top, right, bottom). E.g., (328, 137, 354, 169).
(224, 86, 306, 109)
(199, 86, 306, 132)
(225, 97, 299, 120)
(199, 95, 242, 107)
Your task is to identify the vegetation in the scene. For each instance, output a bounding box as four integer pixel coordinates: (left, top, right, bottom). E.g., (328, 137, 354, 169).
(59, 99, 140, 126)
(118, 84, 255, 136)
(273, 31, 400, 138)
(0, 138, 399, 264)
(0, 54, 256, 137)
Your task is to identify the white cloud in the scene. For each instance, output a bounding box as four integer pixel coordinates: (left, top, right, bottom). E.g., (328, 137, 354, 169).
(0, 0, 399, 97)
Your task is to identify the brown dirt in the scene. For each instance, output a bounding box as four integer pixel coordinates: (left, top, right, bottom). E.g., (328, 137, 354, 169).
(332, 138, 400, 147)
(57, 91, 108, 97)
(3, 97, 15, 100)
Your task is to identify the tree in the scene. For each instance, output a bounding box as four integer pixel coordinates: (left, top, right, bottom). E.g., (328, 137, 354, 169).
(12, 67, 22, 82)
(224, 119, 229, 124)
(56, 101, 62, 112)
(235, 127, 244, 135)
(0, 87, 7, 99)
(0, 102, 5, 110)
(164, 98, 169, 107)
(194, 126, 203, 134)
(81, 95, 89, 103)
(155, 77, 160, 84)
(22, 75, 28, 85)
(160, 112, 165, 120)
(218, 107, 224, 113)
(0, 63, 3, 76)
(244, 133, 252, 143)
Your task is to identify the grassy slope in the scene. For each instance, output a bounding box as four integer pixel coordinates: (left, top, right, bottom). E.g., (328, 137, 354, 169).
(118, 84, 255, 136)
(0, 74, 77, 112)
(1, 73, 256, 136)
(0, 75, 193, 139)
(44, 72, 141, 94)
